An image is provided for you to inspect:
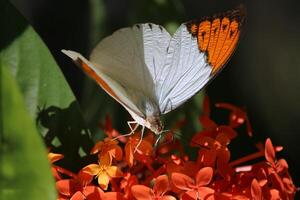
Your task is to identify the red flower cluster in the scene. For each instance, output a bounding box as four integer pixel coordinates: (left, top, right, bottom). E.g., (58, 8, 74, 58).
(50, 97, 297, 200)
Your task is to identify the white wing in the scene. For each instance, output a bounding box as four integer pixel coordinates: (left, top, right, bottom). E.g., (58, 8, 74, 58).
(61, 50, 145, 118)
(157, 24, 212, 114)
(63, 10, 243, 119)
(63, 23, 171, 118)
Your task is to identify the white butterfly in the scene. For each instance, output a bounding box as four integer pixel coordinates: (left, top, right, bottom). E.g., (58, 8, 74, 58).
(62, 8, 244, 139)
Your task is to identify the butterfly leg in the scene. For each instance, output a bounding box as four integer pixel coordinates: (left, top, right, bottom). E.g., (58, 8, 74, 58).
(134, 125, 145, 153)
(112, 121, 138, 141)
(127, 121, 137, 132)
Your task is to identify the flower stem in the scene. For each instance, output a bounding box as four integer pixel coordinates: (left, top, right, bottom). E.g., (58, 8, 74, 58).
(229, 151, 265, 167)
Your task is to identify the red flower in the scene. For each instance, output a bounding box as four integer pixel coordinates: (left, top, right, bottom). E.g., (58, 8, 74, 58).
(172, 167, 215, 200)
(120, 173, 138, 199)
(48, 152, 64, 180)
(56, 170, 102, 200)
(51, 98, 297, 200)
(102, 192, 127, 200)
(264, 138, 296, 199)
(125, 132, 153, 167)
(91, 138, 123, 162)
(132, 175, 176, 200)
(191, 124, 236, 177)
(251, 179, 262, 200)
(215, 102, 252, 136)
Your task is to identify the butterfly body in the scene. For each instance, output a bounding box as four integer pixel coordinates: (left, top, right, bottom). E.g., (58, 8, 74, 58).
(62, 7, 244, 136)
(125, 107, 163, 135)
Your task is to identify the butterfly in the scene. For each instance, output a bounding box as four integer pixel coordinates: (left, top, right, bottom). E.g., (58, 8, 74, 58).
(62, 7, 244, 141)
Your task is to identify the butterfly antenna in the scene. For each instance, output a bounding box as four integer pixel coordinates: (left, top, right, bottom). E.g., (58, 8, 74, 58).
(153, 129, 173, 149)
(134, 125, 145, 153)
(154, 134, 162, 148)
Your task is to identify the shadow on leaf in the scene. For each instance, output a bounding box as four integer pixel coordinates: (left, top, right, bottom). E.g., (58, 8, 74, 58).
(37, 101, 96, 172)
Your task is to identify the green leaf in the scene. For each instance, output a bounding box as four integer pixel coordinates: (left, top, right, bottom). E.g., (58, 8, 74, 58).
(0, 1, 93, 171)
(0, 66, 56, 199)
(0, 1, 74, 117)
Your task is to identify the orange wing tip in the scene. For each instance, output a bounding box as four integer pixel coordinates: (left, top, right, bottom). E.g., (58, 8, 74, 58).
(186, 6, 245, 75)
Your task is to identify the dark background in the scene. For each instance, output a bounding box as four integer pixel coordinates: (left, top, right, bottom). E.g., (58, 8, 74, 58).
(11, 0, 300, 189)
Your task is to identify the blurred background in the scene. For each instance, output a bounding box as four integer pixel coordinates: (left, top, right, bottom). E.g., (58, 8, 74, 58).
(10, 0, 300, 188)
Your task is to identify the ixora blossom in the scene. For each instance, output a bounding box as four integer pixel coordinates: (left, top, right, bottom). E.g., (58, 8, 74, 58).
(83, 154, 123, 190)
(50, 97, 297, 200)
(132, 175, 176, 200)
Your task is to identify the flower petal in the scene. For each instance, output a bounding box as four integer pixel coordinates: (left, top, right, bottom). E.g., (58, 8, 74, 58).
(90, 141, 104, 154)
(199, 116, 217, 130)
(82, 186, 104, 199)
(102, 192, 126, 200)
(216, 132, 230, 146)
(282, 177, 297, 194)
(268, 189, 281, 199)
(197, 187, 215, 199)
(217, 126, 237, 142)
(56, 179, 76, 196)
(182, 190, 198, 200)
(251, 179, 262, 200)
(199, 149, 217, 167)
(161, 195, 177, 200)
(98, 172, 110, 190)
(171, 172, 194, 191)
(216, 149, 230, 177)
(191, 134, 216, 149)
(106, 166, 123, 178)
(135, 140, 153, 156)
(70, 191, 85, 200)
(131, 185, 153, 200)
(78, 170, 93, 186)
(265, 138, 275, 165)
(276, 159, 288, 173)
(125, 142, 134, 167)
(153, 175, 170, 196)
(99, 153, 112, 167)
(196, 167, 213, 186)
(110, 144, 123, 161)
(48, 152, 64, 163)
(83, 164, 101, 176)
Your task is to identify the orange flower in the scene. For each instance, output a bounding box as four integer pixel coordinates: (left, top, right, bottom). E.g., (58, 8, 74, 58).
(56, 170, 101, 200)
(48, 152, 65, 180)
(191, 125, 236, 177)
(120, 173, 138, 199)
(91, 137, 123, 161)
(83, 154, 123, 190)
(172, 167, 215, 200)
(131, 175, 176, 200)
(50, 99, 297, 200)
(102, 192, 126, 200)
(125, 132, 153, 167)
(48, 152, 64, 163)
(58, 186, 104, 200)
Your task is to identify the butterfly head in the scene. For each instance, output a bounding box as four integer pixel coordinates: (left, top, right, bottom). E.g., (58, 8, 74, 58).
(146, 116, 163, 135)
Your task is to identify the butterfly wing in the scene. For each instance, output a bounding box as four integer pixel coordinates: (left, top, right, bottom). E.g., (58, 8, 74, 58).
(63, 23, 172, 119)
(158, 8, 245, 114)
(62, 50, 145, 118)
